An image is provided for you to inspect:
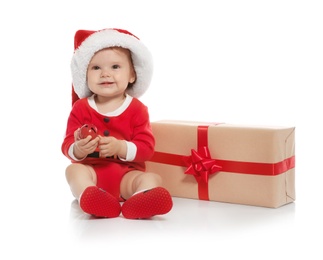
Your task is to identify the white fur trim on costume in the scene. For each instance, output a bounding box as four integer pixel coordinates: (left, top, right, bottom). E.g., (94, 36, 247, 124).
(71, 29, 153, 99)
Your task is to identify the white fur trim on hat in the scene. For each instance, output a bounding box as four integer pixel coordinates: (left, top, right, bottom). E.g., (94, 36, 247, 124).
(71, 29, 153, 99)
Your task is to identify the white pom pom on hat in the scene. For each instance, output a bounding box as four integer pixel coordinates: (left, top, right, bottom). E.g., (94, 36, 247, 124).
(71, 28, 153, 104)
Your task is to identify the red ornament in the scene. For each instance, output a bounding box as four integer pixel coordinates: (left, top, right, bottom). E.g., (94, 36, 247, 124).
(79, 124, 98, 139)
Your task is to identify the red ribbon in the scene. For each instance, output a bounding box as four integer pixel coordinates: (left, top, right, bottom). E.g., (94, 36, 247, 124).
(149, 125, 295, 201)
(184, 147, 222, 183)
(187, 125, 219, 200)
(183, 146, 222, 200)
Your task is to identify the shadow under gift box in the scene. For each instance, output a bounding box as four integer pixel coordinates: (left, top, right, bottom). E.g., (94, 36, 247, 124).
(146, 120, 295, 208)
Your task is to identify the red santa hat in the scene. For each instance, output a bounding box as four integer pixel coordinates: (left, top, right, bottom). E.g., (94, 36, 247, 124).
(71, 28, 153, 104)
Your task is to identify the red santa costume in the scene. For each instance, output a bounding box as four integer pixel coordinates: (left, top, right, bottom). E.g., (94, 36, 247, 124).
(61, 28, 155, 201)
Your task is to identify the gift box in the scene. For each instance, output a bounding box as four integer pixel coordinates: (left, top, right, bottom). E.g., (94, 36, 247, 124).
(146, 120, 295, 208)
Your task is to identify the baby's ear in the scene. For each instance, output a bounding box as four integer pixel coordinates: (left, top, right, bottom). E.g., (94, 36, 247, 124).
(129, 71, 136, 83)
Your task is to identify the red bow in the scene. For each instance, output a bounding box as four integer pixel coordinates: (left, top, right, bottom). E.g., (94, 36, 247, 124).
(184, 146, 222, 183)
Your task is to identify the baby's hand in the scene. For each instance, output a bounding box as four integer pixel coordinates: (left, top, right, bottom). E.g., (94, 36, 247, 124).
(99, 136, 125, 158)
(73, 128, 99, 159)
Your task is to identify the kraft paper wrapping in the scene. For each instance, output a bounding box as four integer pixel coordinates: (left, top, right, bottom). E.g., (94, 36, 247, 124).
(146, 120, 295, 208)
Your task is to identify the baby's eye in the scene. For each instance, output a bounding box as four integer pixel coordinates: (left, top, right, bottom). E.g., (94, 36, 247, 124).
(93, 65, 100, 70)
(112, 64, 120, 69)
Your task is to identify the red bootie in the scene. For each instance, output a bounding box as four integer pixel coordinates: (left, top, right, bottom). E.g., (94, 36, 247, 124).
(80, 186, 121, 218)
(122, 187, 173, 219)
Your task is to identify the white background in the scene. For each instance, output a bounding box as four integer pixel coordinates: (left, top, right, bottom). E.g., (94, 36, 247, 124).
(1, 0, 322, 259)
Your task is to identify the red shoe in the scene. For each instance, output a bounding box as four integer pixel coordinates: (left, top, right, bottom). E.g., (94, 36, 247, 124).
(122, 187, 173, 219)
(80, 186, 121, 218)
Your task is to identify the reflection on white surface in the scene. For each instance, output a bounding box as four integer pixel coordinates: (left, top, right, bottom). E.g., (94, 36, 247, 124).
(68, 197, 296, 241)
(65, 197, 296, 258)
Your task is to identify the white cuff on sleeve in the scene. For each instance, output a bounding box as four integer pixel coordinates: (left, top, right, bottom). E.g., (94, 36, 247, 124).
(120, 141, 137, 161)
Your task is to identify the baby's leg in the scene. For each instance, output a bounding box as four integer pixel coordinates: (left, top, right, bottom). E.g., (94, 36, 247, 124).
(65, 163, 97, 199)
(120, 171, 173, 219)
(120, 170, 162, 199)
(65, 163, 120, 218)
